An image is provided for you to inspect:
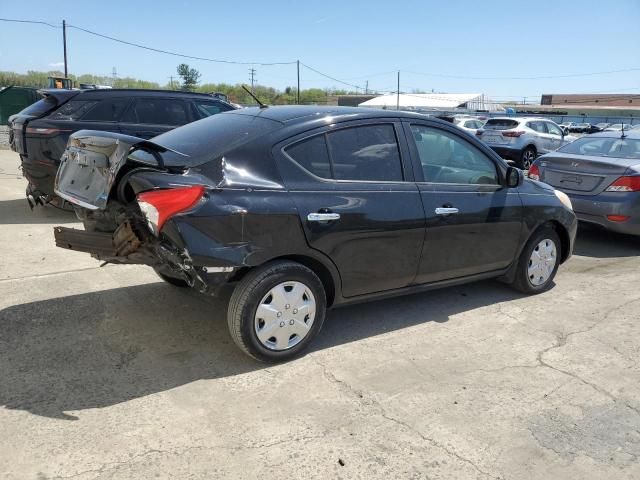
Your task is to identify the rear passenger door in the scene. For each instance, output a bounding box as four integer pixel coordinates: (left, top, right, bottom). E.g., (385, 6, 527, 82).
(119, 97, 193, 139)
(274, 121, 426, 298)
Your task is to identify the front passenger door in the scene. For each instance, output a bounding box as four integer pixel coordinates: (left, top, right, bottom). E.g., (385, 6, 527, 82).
(545, 122, 564, 151)
(406, 123, 523, 284)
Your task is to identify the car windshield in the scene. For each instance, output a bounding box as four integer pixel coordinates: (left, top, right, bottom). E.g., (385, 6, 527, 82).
(558, 136, 640, 158)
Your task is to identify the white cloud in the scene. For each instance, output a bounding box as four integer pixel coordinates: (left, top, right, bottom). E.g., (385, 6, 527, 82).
(49, 62, 65, 67)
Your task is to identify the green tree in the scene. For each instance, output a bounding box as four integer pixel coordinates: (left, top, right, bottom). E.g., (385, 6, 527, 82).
(176, 64, 201, 91)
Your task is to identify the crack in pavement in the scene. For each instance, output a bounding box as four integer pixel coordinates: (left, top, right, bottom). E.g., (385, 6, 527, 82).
(312, 357, 503, 480)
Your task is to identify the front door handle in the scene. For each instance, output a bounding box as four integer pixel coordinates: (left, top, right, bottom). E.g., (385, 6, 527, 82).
(435, 207, 459, 215)
(307, 212, 341, 222)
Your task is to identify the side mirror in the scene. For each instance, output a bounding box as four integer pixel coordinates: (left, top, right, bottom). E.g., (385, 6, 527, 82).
(506, 166, 523, 188)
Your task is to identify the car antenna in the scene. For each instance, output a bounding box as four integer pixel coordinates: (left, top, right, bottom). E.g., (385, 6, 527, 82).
(242, 85, 268, 109)
(621, 123, 626, 139)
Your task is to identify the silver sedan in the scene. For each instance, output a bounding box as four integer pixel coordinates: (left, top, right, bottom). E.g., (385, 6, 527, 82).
(529, 130, 640, 236)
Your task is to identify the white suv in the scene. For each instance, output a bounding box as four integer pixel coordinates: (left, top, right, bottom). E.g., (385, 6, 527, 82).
(477, 117, 576, 169)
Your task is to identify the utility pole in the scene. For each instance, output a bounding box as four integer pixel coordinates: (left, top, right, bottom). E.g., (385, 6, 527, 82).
(168, 76, 175, 89)
(111, 67, 117, 87)
(365, 80, 369, 95)
(62, 19, 68, 78)
(397, 71, 400, 110)
(249, 68, 256, 92)
(296, 60, 300, 105)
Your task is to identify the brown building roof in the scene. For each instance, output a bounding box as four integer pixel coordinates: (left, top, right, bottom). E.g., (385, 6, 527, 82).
(541, 94, 640, 107)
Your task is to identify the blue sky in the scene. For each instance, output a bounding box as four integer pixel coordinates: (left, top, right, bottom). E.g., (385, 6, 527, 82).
(1, 0, 639, 101)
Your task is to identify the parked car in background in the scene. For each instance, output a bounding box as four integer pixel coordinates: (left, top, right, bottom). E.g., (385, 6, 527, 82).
(529, 129, 640, 236)
(596, 123, 610, 130)
(579, 123, 604, 134)
(52, 106, 576, 362)
(9, 88, 236, 206)
(453, 115, 485, 135)
(477, 117, 576, 169)
(604, 123, 634, 132)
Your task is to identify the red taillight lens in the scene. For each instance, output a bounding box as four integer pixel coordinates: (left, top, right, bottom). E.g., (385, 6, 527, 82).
(502, 131, 525, 138)
(607, 215, 630, 222)
(137, 185, 205, 235)
(605, 176, 640, 192)
(528, 164, 540, 180)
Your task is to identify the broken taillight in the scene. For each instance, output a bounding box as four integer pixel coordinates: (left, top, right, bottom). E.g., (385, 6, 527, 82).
(528, 164, 540, 180)
(137, 185, 206, 235)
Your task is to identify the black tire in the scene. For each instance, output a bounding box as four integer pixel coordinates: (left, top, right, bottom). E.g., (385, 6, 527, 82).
(510, 226, 561, 294)
(519, 145, 537, 170)
(154, 268, 190, 288)
(227, 260, 327, 362)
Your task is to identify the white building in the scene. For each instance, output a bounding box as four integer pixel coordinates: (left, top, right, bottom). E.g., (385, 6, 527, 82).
(359, 93, 505, 112)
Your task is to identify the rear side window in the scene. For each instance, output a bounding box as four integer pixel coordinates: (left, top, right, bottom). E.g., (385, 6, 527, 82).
(285, 125, 403, 182)
(48, 100, 98, 120)
(122, 98, 190, 126)
(285, 135, 331, 178)
(526, 121, 547, 133)
(81, 98, 129, 122)
(484, 119, 520, 130)
(327, 125, 403, 181)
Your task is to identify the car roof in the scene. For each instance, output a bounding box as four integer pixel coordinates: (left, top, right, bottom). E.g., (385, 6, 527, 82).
(228, 105, 445, 125)
(40, 88, 221, 99)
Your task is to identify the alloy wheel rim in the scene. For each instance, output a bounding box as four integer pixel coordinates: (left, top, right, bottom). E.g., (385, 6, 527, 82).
(254, 281, 316, 351)
(527, 239, 557, 286)
(523, 150, 535, 168)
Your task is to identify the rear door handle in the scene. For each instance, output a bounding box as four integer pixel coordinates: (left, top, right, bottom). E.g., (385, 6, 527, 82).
(435, 207, 459, 215)
(307, 212, 341, 222)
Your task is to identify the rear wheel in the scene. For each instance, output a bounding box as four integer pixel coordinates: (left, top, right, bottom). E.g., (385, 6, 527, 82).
(227, 260, 326, 362)
(519, 146, 537, 170)
(510, 226, 561, 294)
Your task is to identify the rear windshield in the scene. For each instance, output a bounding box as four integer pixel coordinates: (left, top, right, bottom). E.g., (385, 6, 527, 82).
(483, 119, 519, 130)
(131, 111, 281, 166)
(558, 136, 640, 158)
(20, 97, 57, 117)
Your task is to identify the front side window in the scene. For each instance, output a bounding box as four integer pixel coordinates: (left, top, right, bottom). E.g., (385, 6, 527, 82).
(284, 124, 404, 182)
(327, 125, 403, 181)
(123, 98, 189, 126)
(546, 122, 562, 136)
(410, 125, 499, 185)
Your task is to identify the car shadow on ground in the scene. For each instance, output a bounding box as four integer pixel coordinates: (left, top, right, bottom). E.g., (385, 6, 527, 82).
(0, 198, 77, 225)
(573, 223, 640, 258)
(0, 279, 523, 419)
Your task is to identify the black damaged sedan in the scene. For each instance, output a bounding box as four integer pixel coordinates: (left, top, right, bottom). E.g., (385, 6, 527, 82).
(53, 106, 577, 362)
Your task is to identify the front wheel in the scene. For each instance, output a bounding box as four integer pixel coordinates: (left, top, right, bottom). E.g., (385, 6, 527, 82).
(519, 146, 537, 170)
(227, 261, 327, 362)
(510, 226, 561, 294)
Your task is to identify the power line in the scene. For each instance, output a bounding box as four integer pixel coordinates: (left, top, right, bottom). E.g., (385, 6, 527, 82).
(300, 63, 364, 90)
(66, 23, 297, 66)
(0, 17, 60, 28)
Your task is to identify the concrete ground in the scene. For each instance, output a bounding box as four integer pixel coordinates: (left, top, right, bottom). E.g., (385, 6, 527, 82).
(0, 149, 639, 480)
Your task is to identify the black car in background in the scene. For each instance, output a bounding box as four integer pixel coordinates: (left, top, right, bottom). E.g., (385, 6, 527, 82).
(53, 106, 577, 362)
(8, 88, 236, 206)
